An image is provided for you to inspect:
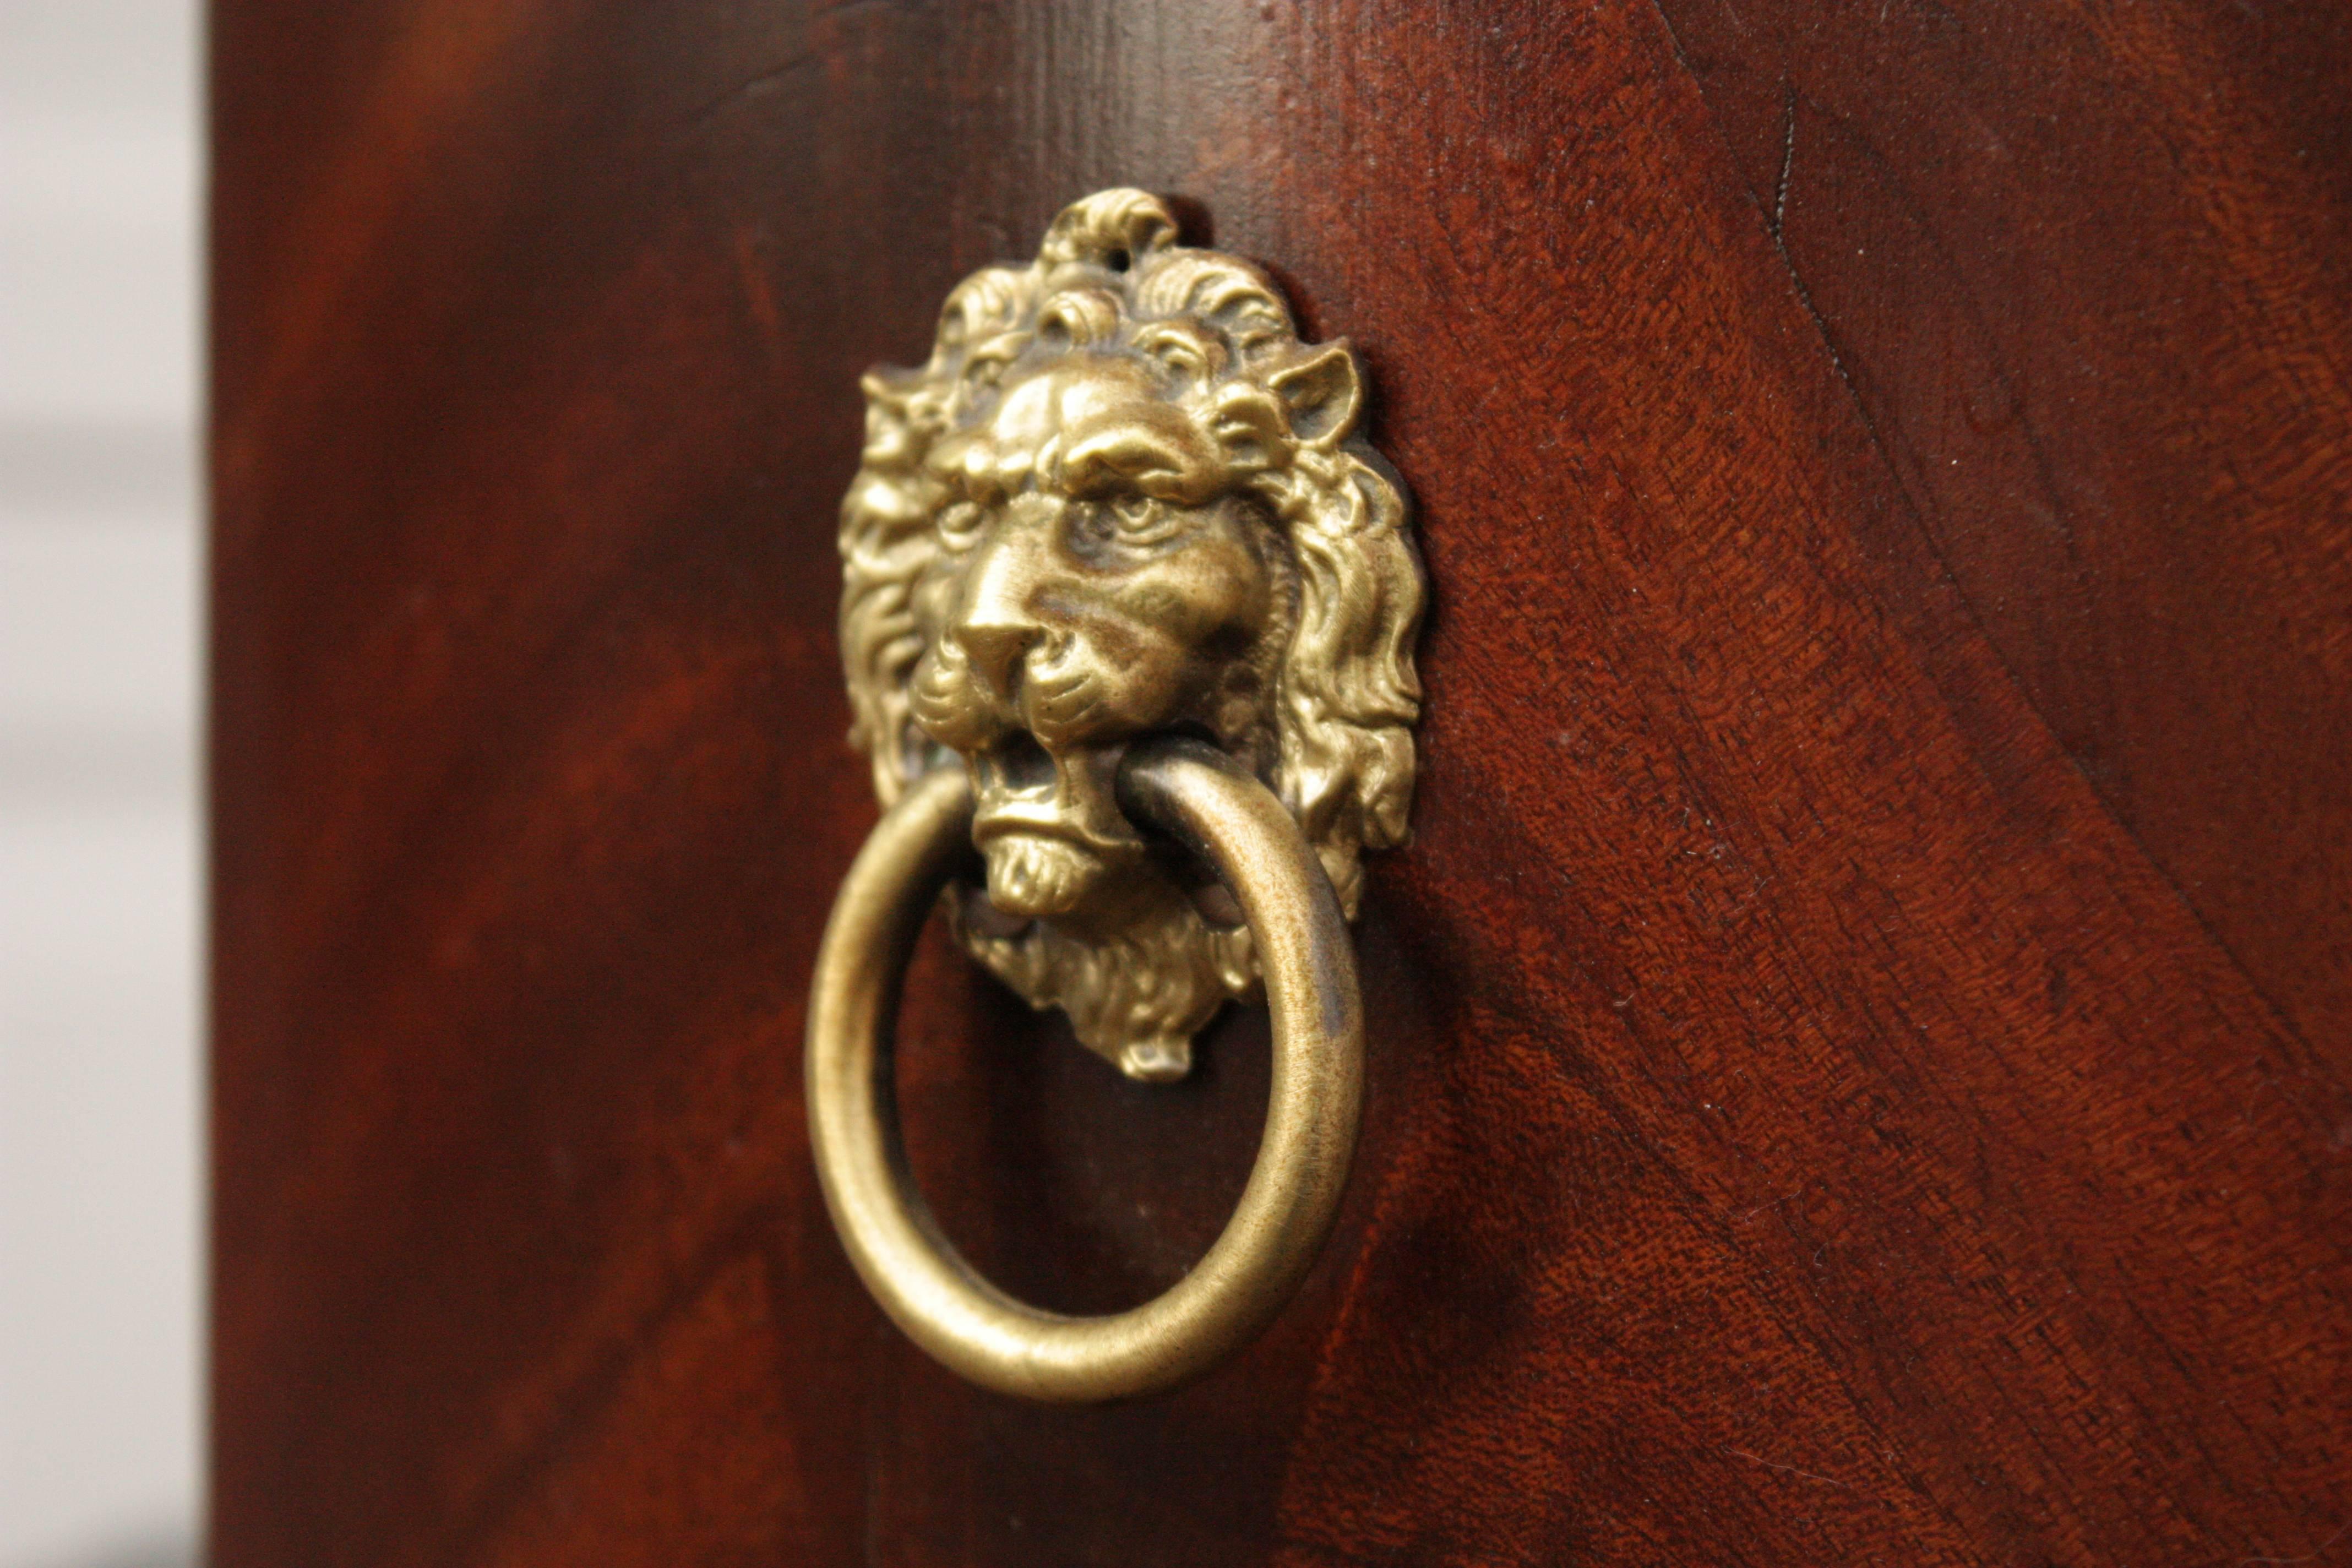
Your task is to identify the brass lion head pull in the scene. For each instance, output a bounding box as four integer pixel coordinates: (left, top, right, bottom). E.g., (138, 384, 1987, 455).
(838, 188, 1424, 1079)
(808, 190, 1425, 1400)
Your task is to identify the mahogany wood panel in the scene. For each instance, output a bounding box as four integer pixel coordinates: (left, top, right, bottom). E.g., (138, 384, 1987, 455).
(211, 2, 2352, 1563)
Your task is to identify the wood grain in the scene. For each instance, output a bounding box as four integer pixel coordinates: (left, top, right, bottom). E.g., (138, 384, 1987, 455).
(212, 1, 2352, 1562)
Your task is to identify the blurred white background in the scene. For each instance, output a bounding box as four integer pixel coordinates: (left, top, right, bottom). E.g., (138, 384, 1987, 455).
(0, 0, 203, 1564)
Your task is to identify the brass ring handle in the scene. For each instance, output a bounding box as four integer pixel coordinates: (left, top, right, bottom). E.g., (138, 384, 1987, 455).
(804, 736, 1365, 1402)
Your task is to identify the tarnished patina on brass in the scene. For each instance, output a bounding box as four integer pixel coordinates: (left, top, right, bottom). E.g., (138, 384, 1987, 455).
(837, 188, 1424, 1080)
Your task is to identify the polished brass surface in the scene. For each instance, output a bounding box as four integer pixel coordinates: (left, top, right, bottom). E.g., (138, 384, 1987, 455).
(838, 189, 1424, 1079)
(809, 193, 1418, 1397)
(804, 737, 1364, 1402)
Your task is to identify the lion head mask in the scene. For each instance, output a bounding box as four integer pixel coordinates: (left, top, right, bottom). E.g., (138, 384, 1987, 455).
(836, 189, 1424, 1081)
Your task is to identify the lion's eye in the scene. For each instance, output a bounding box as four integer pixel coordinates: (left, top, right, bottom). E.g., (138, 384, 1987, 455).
(1150, 341, 1205, 385)
(1081, 494, 1179, 547)
(936, 501, 986, 549)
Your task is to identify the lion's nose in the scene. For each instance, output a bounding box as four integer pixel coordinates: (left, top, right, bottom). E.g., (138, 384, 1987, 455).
(949, 527, 1051, 696)
(951, 618, 1042, 696)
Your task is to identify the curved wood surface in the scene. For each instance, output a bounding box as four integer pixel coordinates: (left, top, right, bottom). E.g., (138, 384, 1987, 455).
(212, 2, 2352, 1561)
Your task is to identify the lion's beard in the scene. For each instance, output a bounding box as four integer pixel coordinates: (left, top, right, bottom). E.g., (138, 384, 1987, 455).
(948, 875, 1259, 1082)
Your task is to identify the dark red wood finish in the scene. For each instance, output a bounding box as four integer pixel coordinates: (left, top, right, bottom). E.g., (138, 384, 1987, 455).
(211, 2, 2352, 1562)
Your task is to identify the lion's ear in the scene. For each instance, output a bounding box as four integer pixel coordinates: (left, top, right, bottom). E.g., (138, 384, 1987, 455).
(1268, 341, 1363, 449)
